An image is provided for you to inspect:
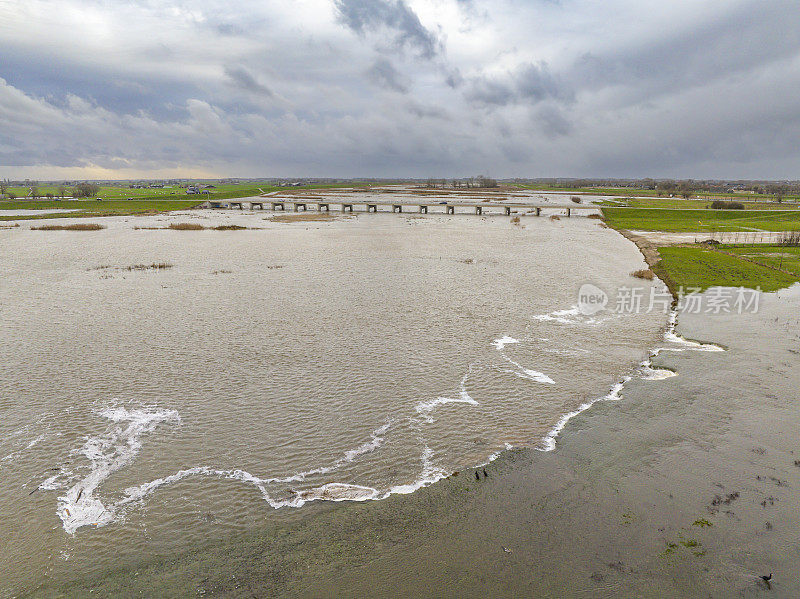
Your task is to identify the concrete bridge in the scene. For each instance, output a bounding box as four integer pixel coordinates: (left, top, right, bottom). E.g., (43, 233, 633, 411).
(205, 199, 599, 217)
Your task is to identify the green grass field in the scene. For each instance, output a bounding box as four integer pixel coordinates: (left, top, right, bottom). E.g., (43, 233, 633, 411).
(595, 197, 793, 210)
(602, 207, 800, 232)
(654, 246, 800, 292)
(723, 246, 800, 277)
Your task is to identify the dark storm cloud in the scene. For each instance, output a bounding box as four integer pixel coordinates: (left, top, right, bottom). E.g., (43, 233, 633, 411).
(224, 66, 274, 97)
(365, 58, 408, 93)
(465, 62, 572, 108)
(333, 0, 440, 58)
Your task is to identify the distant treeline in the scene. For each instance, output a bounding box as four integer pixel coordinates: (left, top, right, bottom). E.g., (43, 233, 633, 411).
(0, 181, 99, 200)
(513, 178, 799, 200)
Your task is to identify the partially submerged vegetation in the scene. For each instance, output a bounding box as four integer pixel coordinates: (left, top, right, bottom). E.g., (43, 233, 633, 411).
(267, 213, 337, 223)
(31, 223, 105, 231)
(91, 263, 173, 271)
(168, 222, 205, 230)
(166, 223, 255, 230)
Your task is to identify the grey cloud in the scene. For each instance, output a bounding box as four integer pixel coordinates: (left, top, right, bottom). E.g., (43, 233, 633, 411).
(405, 100, 449, 120)
(365, 58, 408, 93)
(3, 0, 800, 179)
(224, 66, 274, 97)
(535, 105, 572, 138)
(334, 0, 439, 58)
(569, 1, 800, 103)
(465, 62, 572, 108)
(517, 62, 572, 103)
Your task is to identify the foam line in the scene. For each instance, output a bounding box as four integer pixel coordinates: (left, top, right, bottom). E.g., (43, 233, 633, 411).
(55, 405, 181, 534)
(500, 355, 555, 384)
(492, 336, 519, 350)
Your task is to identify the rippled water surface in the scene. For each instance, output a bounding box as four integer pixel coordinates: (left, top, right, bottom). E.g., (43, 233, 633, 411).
(0, 209, 666, 593)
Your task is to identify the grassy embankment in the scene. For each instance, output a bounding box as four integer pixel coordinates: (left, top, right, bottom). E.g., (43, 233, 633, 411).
(601, 204, 800, 292)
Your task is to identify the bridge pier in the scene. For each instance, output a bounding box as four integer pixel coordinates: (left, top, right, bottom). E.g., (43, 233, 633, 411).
(446, 205, 455, 215)
(293, 203, 307, 212)
(419, 205, 428, 213)
(250, 202, 263, 210)
(504, 206, 511, 216)
(271, 202, 285, 211)
(392, 204, 402, 213)
(566, 208, 571, 217)
(317, 203, 329, 212)
(367, 204, 377, 213)
(230, 201, 243, 210)
(342, 203, 353, 212)
(475, 206, 483, 215)
(535, 207, 541, 217)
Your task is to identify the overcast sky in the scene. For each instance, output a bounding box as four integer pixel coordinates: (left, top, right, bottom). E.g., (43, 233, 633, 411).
(2, 0, 799, 180)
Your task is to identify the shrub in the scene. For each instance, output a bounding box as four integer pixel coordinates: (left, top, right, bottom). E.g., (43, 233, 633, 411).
(571, 196, 582, 204)
(710, 200, 744, 210)
(587, 213, 603, 219)
(631, 269, 655, 280)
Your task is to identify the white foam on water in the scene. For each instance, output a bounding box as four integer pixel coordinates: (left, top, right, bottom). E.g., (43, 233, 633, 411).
(415, 393, 478, 424)
(500, 355, 555, 384)
(537, 308, 726, 452)
(54, 405, 180, 534)
(639, 363, 677, 380)
(531, 305, 624, 326)
(538, 378, 629, 452)
(532, 306, 582, 324)
(658, 311, 725, 353)
(492, 336, 519, 350)
(415, 366, 478, 424)
(113, 421, 394, 514)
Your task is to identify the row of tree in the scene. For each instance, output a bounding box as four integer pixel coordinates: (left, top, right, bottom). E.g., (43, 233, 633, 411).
(424, 176, 499, 189)
(0, 182, 100, 200)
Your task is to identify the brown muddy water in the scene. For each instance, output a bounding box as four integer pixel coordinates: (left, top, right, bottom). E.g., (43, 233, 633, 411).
(0, 210, 668, 596)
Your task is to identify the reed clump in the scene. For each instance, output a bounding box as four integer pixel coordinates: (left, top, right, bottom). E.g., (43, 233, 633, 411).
(550, 215, 561, 221)
(587, 213, 603, 220)
(631, 269, 655, 280)
(126, 263, 172, 271)
(168, 222, 206, 230)
(31, 223, 105, 231)
(212, 224, 249, 230)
